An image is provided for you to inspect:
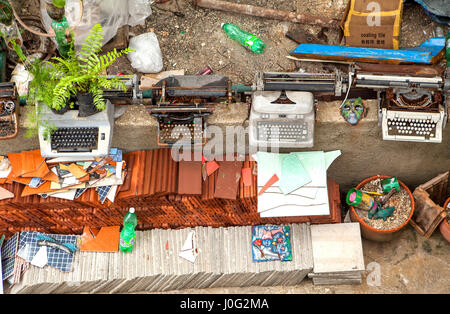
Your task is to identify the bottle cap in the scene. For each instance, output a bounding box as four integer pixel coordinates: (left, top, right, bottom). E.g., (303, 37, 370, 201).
(221, 23, 225, 28)
(129, 207, 135, 213)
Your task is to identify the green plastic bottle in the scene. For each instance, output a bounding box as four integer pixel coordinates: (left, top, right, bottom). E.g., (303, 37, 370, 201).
(119, 207, 137, 253)
(52, 0, 66, 8)
(221, 23, 266, 54)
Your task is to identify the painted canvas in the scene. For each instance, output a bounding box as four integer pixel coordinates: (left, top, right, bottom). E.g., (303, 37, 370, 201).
(251, 225, 292, 262)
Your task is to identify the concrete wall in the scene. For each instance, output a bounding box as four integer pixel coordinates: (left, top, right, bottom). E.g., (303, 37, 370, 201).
(2, 100, 449, 194)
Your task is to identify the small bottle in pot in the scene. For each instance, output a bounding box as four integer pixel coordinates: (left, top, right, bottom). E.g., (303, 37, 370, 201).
(346, 188, 379, 212)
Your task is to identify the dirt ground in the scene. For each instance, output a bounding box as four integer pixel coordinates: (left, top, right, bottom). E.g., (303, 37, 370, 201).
(124, 0, 448, 84)
(16, 0, 449, 84)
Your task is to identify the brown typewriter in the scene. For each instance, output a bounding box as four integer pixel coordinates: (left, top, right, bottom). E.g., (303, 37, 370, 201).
(0, 82, 19, 140)
(147, 75, 232, 146)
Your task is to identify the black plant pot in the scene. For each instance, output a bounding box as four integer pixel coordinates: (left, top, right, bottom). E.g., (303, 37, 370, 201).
(77, 92, 101, 117)
(51, 105, 69, 115)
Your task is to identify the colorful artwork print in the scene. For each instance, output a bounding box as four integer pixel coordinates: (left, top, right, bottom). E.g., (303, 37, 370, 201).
(251, 225, 292, 262)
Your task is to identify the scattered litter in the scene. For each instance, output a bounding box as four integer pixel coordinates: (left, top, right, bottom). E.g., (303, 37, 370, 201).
(179, 231, 197, 263)
(9, 64, 32, 97)
(127, 32, 163, 73)
(221, 23, 266, 54)
(414, 0, 450, 26)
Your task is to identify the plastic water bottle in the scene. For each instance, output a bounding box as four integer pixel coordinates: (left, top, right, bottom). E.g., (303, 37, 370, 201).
(119, 208, 138, 253)
(221, 23, 266, 54)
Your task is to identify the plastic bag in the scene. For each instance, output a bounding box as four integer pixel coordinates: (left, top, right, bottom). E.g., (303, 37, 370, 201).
(10, 64, 33, 97)
(127, 32, 163, 73)
(40, 0, 151, 51)
(128, 0, 153, 27)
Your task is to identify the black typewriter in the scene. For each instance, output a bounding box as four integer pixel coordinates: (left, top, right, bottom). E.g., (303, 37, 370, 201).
(148, 75, 231, 146)
(50, 127, 99, 153)
(0, 82, 18, 140)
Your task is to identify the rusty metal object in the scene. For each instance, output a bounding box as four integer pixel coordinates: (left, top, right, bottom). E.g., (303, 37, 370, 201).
(194, 0, 340, 28)
(0, 83, 18, 140)
(285, 24, 328, 45)
(355, 63, 445, 77)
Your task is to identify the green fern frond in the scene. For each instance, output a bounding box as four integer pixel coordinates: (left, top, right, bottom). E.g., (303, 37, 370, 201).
(78, 24, 104, 63)
(30, 24, 135, 112)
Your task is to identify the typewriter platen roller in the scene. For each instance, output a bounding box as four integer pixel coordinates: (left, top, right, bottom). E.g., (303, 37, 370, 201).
(148, 75, 231, 146)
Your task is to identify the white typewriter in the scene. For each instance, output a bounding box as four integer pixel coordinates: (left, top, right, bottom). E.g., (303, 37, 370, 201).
(379, 88, 446, 143)
(38, 100, 114, 158)
(381, 108, 445, 143)
(249, 90, 315, 149)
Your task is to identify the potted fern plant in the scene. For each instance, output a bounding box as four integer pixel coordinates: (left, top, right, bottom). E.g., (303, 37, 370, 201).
(48, 23, 133, 116)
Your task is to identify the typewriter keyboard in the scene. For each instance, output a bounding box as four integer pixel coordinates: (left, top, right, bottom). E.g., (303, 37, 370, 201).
(257, 121, 309, 143)
(159, 118, 204, 145)
(51, 127, 99, 152)
(0, 118, 16, 138)
(387, 117, 437, 139)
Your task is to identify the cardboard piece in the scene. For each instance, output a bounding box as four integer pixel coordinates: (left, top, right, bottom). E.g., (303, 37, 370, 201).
(140, 70, 185, 89)
(80, 226, 120, 252)
(342, 0, 403, 49)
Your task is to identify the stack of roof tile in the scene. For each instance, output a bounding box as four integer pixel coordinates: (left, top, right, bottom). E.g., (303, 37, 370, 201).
(10, 223, 313, 294)
(0, 149, 341, 238)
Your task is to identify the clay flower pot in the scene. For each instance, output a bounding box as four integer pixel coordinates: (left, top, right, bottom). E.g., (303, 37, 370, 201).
(439, 197, 450, 243)
(349, 175, 415, 242)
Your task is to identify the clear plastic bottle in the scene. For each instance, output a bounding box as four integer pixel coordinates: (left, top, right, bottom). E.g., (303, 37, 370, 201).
(221, 23, 266, 54)
(119, 207, 137, 253)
